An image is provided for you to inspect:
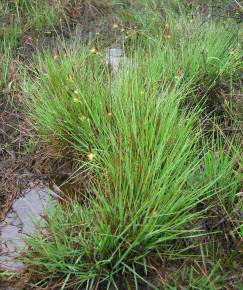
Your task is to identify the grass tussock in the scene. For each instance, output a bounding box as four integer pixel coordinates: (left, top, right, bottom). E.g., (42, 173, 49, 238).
(22, 42, 241, 288)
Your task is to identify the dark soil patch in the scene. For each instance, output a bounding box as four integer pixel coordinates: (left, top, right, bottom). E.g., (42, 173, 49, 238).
(0, 92, 28, 219)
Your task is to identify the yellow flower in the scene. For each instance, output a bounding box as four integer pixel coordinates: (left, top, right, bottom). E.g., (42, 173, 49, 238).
(74, 90, 79, 95)
(230, 49, 237, 56)
(67, 74, 73, 81)
(107, 112, 112, 116)
(79, 115, 86, 121)
(87, 153, 95, 161)
(112, 23, 118, 29)
(90, 47, 98, 54)
(151, 210, 157, 216)
(73, 96, 79, 103)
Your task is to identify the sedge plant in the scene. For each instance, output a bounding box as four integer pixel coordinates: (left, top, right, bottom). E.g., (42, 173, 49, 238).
(21, 43, 241, 288)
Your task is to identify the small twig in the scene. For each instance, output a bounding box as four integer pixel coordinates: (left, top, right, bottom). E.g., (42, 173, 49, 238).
(233, 0, 243, 10)
(211, 217, 226, 229)
(200, 242, 208, 275)
(194, 260, 216, 290)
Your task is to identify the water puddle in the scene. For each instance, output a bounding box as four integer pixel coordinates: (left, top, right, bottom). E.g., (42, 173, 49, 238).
(0, 183, 57, 273)
(105, 47, 130, 74)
